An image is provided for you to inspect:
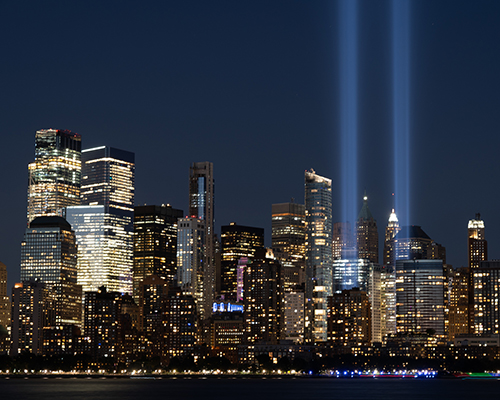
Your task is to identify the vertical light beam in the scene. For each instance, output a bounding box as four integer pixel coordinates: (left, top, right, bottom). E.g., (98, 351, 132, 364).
(392, 0, 411, 230)
(339, 0, 358, 254)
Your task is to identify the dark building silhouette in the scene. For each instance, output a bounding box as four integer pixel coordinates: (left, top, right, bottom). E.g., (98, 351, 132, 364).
(356, 193, 378, 263)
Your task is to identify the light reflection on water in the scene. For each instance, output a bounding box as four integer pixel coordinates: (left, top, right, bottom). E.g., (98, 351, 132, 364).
(0, 378, 498, 400)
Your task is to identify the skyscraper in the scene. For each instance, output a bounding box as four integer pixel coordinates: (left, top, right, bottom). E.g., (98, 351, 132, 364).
(81, 146, 135, 212)
(133, 204, 183, 300)
(304, 169, 332, 343)
(0, 262, 9, 331)
(332, 222, 355, 260)
(67, 146, 135, 295)
(176, 217, 205, 318)
(395, 259, 447, 340)
(243, 249, 282, 344)
(10, 281, 50, 355)
(467, 213, 487, 333)
(448, 267, 469, 341)
(383, 209, 400, 266)
(189, 162, 215, 318)
(20, 216, 82, 326)
(271, 202, 306, 269)
(220, 223, 264, 299)
(27, 129, 81, 223)
(473, 260, 500, 335)
(356, 193, 378, 263)
(468, 213, 487, 269)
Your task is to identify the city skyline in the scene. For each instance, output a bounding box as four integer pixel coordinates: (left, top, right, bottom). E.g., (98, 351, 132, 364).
(2, 0, 500, 290)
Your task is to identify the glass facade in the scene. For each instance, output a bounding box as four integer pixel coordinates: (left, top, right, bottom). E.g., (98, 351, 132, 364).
(304, 169, 332, 343)
(27, 129, 81, 223)
(76, 146, 135, 295)
(395, 259, 447, 339)
(220, 223, 264, 299)
(333, 258, 372, 293)
(66, 205, 133, 295)
(20, 216, 82, 326)
(271, 202, 306, 270)
(189, 162, 215, 319)
(177, 217, 205, 318)
(133, 205, 183, 300)
(473, 261, 500, 335)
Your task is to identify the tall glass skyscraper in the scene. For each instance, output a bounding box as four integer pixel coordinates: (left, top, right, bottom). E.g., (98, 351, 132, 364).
(189, 162, 215, 319)
(304, 169, 332, 343)
(20, 216, 82, 326)
(133, 204, 183, 300)
(177, 217, 205, 318)
(67, 146, 135, 295)
(27, 129, 81, 223)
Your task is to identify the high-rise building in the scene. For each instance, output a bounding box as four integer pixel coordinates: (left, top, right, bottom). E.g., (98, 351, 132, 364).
(389, 225, 444, 262)
(189, 162, 215, 319)
(66, 205, 133, 294)
(468, 213, 487, 269)
(356, 193, 378, 263)
(327, 289, 371, 347)
(220, 223, 264, 300)
(395, 259, 447, 340)
(271, 202, 306, 269)
(283, 291, 304, 343)
(83, 286, 124, 360)
(383, 209, 400, 266)
(133, 204, 183, 300)
(10, 281, 51, 355)
(68, 146, 135, 295)
(27, 129, 81, 223)
(304, 169, 332, 343)
(332, 258, 372, 293)
(177, 217, 205, 318)
(468, 214, 487, 333)
(243, 249, 282, 344)
(472, 260, 500, 335)
(138, 274, 170, 358)
(20, 216, 82, 326)
(0, 262, 9, 332)
(332, 222, 355, 260)
(81, 146, 135, 212)
(448, 267, 469, 341)
(163, 286, 198, 361)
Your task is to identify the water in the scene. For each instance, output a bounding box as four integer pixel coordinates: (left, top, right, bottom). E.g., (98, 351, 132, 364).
(0, 377, 498, 400)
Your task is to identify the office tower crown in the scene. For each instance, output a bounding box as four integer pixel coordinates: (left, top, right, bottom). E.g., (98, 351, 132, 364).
(28, 129, 82, 222)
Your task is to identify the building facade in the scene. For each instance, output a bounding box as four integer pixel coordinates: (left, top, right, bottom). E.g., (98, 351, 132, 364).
(395, 259, 447, 340)
(243, 249, 282, 344)
(356, 193, 378, 264)
(20, 216, 81, 326)
(133, 204, 183, 300)
(189, 162, 215, 320)
(220, 223, 264, 300)
(27, 129, 81, 223)
(177, 217, 205, 319)
(0, 262, 9, 333)
(271, 202, 306, 270)
(10, 281, 50, 355)
(304, 169, 332, 343)
(71, 146, 135, 294)
(327, 289, 371, 347)
(473, 260, 500, 335)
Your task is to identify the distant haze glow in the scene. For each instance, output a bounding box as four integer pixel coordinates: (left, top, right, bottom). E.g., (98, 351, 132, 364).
(392, 0, 411, 230)
(339, 0, 358, 249)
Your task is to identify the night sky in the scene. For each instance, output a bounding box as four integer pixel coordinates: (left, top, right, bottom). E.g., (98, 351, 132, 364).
(1, 0, 500, 289)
